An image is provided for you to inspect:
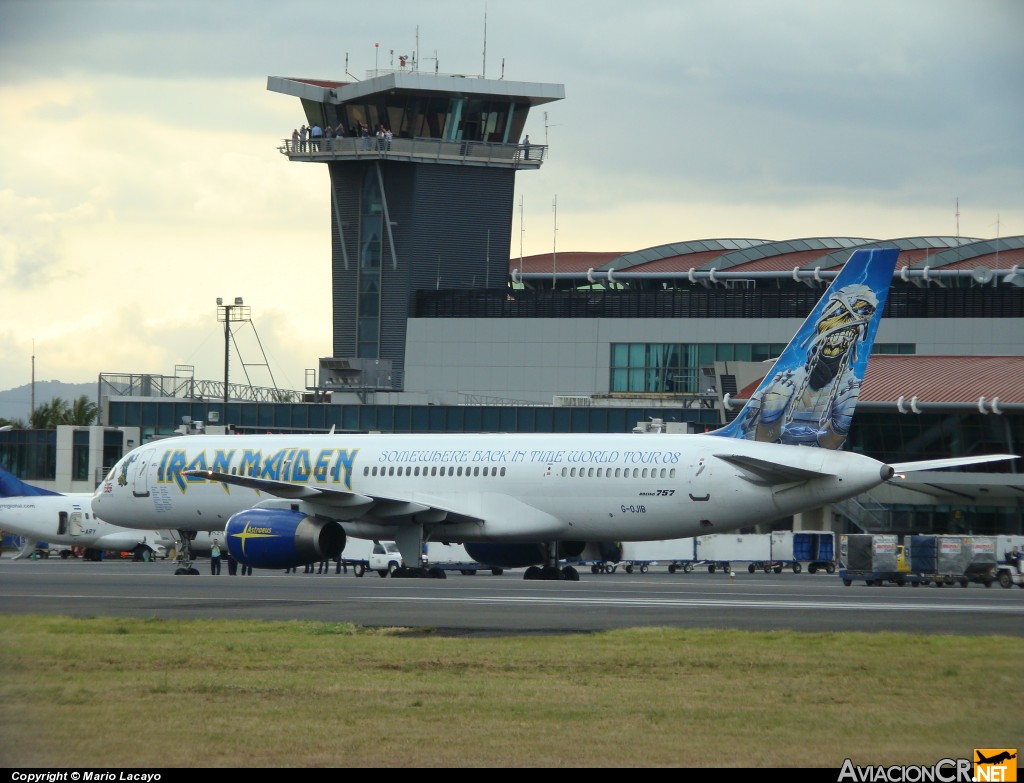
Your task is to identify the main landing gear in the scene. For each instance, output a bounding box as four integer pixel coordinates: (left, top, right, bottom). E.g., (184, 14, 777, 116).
(523, 543, 580, 581)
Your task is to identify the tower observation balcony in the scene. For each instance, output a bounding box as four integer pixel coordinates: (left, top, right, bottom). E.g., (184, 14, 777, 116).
(268, 70, 563, 172)
(278, 134, 546, 169)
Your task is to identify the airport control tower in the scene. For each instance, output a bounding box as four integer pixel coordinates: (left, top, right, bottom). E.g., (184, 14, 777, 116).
(268, 67, 564, 394)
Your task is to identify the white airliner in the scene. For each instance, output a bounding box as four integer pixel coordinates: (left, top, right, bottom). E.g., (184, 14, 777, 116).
(0, 468, 169, 561)
(91, 248, 1017, 579)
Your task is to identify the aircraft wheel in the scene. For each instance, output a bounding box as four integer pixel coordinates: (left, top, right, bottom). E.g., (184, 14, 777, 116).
(188, 568, 199, 575)
(524, 566, 542, 580)
(540, 565, 563, 580)
(562, 566, 580, 581)
(175, 568, 187, 575)
(490, 568, 503, 576)
(428, 567, 447, 579)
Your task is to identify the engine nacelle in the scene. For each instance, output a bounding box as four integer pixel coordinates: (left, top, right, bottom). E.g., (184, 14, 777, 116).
(464, 541, 589, 569)
(225, 508, 345, 570)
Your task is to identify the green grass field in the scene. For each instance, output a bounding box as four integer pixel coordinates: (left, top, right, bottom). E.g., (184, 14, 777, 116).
(1, 616, 1020, 768)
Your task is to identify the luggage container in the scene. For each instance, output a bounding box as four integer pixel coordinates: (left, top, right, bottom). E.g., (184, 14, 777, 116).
(771, 531, 837, 574)
(839, 533, 923, 586)
(909, 535, 997, 587)
(695, 533, 772, 574)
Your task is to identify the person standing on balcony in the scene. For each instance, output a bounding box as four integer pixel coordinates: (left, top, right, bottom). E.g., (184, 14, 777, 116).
(522, 134, 531, 160)
(291, 128, 299, 152)
(299, 125, 308, 152)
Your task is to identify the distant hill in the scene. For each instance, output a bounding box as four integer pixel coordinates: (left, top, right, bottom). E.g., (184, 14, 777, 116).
(0, 381, 97, 424)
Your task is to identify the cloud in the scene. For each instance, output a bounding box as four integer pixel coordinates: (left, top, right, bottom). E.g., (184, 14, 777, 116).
(0, 0, 1020, 393)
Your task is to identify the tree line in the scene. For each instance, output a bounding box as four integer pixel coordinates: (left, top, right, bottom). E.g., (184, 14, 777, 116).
(0, 395, 99, 429)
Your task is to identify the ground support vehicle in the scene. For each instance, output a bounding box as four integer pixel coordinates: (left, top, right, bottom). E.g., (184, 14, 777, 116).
(352, 540, 502, 578)
(994, 560, 1024, 588)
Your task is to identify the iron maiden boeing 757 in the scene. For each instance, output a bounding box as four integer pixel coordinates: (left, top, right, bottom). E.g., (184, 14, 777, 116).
(92, 248, 1017, 579)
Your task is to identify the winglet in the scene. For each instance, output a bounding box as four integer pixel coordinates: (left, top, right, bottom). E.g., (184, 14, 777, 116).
(710, 247, 899, 449)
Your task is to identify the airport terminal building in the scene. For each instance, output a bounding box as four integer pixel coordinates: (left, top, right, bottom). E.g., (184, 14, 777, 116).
(2, 69, 1022, 538)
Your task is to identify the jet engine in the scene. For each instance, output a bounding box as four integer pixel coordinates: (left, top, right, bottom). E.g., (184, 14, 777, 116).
(224, 508, 345, 570)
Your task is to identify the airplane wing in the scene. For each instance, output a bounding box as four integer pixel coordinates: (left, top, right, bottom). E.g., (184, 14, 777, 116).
(714, 454, 831, 485)
(181, 469, 485, 526)
(183, 469, 375, 507)
(889, 454, 1018, 473)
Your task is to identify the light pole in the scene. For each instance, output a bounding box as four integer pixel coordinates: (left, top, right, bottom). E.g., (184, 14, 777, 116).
(216, 297, 250, 406)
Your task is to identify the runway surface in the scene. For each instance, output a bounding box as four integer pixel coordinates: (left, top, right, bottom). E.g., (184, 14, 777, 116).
(1, 556, 1022, 636)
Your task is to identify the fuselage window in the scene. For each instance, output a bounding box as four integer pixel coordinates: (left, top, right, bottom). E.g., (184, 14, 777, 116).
(633, 468, 640, 478)
(431, 466, 437, 476)
(473, 466, 479, 477)
(642, 468, 648, 478)
(670, 468, 676, 478)
(449, 466, 455, 476)
(457, 466, 463, 477)
(570, 467, 576, 477)
(500, 467, 506, 477)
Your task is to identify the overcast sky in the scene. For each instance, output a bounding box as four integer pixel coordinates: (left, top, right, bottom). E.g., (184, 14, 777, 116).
(1, 0, 1021, 406)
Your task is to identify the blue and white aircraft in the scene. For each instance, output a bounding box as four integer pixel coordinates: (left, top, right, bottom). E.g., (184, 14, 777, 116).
(0, 467, 170, 561)
(91, 249, 1017, 579)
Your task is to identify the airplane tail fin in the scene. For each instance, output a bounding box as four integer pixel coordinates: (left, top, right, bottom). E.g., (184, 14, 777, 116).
(709, 247, 899, 449)
(0, 465, 62, 497)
